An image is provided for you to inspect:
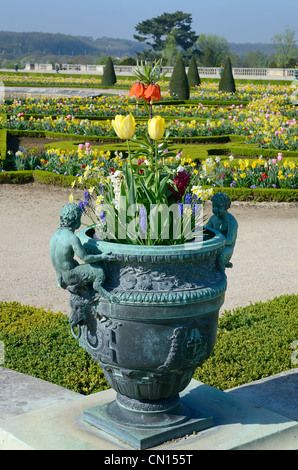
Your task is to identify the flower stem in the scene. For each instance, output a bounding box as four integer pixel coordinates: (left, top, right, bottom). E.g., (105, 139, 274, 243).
(149, 101, 153, 145)
(127, 139, 132, 171)
(155, 140, 158, 194)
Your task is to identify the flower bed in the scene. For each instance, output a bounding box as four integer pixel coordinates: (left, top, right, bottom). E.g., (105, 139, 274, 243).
(0, 79, 297, 204)
(1, 84, 296, 150)
(200, 154, 298, 189)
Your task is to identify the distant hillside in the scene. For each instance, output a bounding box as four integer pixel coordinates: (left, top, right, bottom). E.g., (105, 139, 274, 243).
(0, 31, 286, 69)
(0, 31, 278, 58)
(0, 31, 146, 58)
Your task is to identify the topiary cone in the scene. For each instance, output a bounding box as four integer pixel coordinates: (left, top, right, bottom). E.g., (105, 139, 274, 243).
(170, 55, 189, 100)
(187, 55, 201, 87)
(101, 56, 117, 86)
(218, 57, 236, 93)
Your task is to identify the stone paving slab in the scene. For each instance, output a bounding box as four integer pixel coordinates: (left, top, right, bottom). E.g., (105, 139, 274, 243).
(0, 367, 80, 421)
(0, 376, 297, 450)
(227, 368, 298, 421)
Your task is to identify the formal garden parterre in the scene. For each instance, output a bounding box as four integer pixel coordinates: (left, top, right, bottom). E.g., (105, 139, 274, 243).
(0, 76, 297, 201)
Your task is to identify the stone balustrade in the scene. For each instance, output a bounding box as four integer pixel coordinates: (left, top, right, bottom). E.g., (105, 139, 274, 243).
(17, 63, 296, 80)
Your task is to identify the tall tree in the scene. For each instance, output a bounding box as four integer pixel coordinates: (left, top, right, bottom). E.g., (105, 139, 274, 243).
(195, 34, 229, 66)
(242, 50, 269, 68)
(134, 11, 198, 57)
(271, 27, 298, 67)
(161, 28, 181, 66)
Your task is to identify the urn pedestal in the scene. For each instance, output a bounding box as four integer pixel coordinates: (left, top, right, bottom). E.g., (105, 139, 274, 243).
(72, 227, 227, 449)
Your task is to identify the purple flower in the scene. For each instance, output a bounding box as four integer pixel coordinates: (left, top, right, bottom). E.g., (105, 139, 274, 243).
(78, 201, 86, 213)
(139, 205, 147, 236)
(83, 190, 91, 206)
(185, 193, 192, 205)
(178, 202, 183, 216)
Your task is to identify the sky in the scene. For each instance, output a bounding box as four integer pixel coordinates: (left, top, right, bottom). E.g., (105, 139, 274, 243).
(0, 0, 297, 44)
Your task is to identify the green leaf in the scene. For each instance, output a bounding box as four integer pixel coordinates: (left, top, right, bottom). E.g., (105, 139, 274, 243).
(157, 174, 171, 199)
(138, 179, 157, 205)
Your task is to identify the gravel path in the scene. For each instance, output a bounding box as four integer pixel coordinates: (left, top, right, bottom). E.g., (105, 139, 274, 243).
(0, 183, 297, 316)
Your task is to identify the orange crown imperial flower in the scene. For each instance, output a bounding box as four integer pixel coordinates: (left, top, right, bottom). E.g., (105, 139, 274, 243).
(128, 82, 146, 99)
(144, 83, 161, 103)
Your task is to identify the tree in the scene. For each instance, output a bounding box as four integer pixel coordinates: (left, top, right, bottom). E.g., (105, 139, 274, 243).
(218, 57, 236, 93)
(242, 50, 269, 68)
(187, 55, 201, 87)
(101, 56, 117, 86)
(134, 11, 198, 57)
(271, 27, 298, 67)
(169, 55, 189, 100)
(195, 34, 229, 66)
(161, 28, 181, 66)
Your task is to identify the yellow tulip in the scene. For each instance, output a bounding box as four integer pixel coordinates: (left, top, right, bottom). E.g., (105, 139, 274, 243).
(148, 116, 165, 141)
(112, 114, 135, 140)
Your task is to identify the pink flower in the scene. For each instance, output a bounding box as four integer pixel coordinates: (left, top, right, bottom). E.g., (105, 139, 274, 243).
(78, 144, 84, 150)
(277, 153, 283, 161)
(272, 159, 277, 165)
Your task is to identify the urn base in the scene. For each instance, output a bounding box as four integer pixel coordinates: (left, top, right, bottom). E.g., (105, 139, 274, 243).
(83, 393, 213, 449)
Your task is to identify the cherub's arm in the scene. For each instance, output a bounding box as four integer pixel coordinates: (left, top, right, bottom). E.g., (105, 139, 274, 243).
(225, 216, 238, 246)
(205, 215, 215, 229)
(71, 235, 110, 264)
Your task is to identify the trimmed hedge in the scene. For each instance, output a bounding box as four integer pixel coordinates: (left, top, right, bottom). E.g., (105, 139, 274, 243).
(0, 302, 108, 395)
(0, 170, 74, 186)
(0, 129, 7, 160)
(194, 294, 298, 390)
(212, 186, 298, 202)
(0, 170, 34, 184)
(1, 294, 297, 393)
